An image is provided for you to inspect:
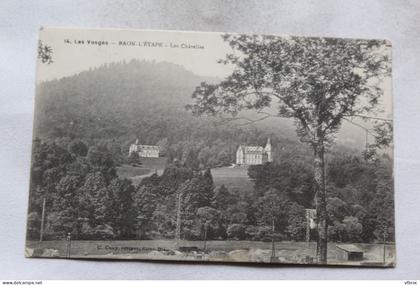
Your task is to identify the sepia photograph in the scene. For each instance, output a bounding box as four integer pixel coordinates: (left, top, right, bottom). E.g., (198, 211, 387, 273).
(25, 27, 394, 267)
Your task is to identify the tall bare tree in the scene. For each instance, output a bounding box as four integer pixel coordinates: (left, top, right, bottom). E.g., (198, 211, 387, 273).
(187, 34, 391, 263)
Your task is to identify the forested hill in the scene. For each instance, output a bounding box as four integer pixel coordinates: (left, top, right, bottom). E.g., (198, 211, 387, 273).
(34, 60, 217, 140)
(33, 60, 304, 167)
(33, 59, 368, 167)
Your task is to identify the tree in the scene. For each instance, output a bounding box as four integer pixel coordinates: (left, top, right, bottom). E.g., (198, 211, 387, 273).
(327, 197, 349, 222)
(198, 146, 212, 168)
(196, 206, 221, 249)
(128, 151, 141, 165)
(156, 138, 169, 156)
(133, 184, 159, 239)
(49, 174, 82, 238)
(28, 139, 75, 240)
(38, 40, 54, 64)
(213, 184, 235, 210)
(187, 35, 390, 263)
(342, 216, 363, 242)
(107, 178, 136, 239)
(183, 148, 199, 170)
(68, 140, 88, 157)
(248, 161, 315, 207)
(201, 168, 215, 204)
(79, 171, 113, 239)
(255, 189, 289, 240)
(182, 175, 213, 212)
(368, 161, 394, 242)
(227, 223, 246, 240)
(286, 203, 307, 241)
(86, 146, 117, 182)
(26, 211, 41, 240)
(365, 121, 393, 161)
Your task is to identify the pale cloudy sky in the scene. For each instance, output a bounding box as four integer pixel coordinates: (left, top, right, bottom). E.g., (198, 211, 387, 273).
(37, 27, 235, 82)
(37, 27, 392, 117)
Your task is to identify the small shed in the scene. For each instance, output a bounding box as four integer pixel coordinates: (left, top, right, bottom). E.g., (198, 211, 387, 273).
(336, 244, 364, 261)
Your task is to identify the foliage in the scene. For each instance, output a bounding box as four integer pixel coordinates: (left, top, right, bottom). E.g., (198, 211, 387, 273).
(27, 134, 393, 244)
(38, 40, 53, 64)
(186, 34, 391, 262)
(286, 203, 307, 241)
(187, 35, 390, 147)
(197, 207, 222, 240)
(248, 161, 315, 207)
(227, 224, 247, 240)
(27, 139, 136, 240)
(28, 53, 393, 245)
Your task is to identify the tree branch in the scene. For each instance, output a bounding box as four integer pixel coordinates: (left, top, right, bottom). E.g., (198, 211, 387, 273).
(271, 92, 315, 139)
(215, 110, 282, 127)
(345, 114, 393, 122)
(342, 117, 376, 137)
(235, 115, 274, 126)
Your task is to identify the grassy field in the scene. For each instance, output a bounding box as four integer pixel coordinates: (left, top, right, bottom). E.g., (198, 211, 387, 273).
(26, 239, 395, 266)
(117, 159, 254, 192)
(116, 157, 167, 185)
(116, 165, 152, 178)
(211, 166, 254, 192)
(139, 157, 168, 170)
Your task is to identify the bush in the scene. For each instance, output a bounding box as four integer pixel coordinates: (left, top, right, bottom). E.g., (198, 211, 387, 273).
(227, 224, 246, 240)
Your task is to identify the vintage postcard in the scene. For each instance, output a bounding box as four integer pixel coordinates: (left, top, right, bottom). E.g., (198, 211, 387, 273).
(26, 27, 394, 266)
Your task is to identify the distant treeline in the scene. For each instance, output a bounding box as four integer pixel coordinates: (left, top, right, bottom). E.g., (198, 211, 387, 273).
(27, 138, 394, 243)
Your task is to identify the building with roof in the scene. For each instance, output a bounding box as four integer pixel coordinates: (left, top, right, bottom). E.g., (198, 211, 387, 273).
(335, 244, 364, 261)
(129, 139, 160, 158)
(236, 138, 272, 165)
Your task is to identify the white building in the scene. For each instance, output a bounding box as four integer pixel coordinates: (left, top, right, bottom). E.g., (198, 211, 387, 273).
(129, 139, 160, 158)
(236, 138, 272, 165)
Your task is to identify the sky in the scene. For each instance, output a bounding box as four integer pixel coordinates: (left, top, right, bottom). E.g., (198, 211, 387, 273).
(37, 27, 235, 82)
(37, 27, 392, 119)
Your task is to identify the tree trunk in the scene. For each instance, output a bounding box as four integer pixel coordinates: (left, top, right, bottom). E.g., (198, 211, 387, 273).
(313, 143, 328, 264)
(271, 216, 276, 260)
(203, 224, 208, 251)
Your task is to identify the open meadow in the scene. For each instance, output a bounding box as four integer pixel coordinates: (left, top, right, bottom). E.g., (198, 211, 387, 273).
(117, 160, 255, 192)
(211, 166, 254, 192)
(116, 157, 167, 185)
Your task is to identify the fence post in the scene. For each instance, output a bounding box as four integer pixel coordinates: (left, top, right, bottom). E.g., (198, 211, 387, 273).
(66, 232, 72, 258)
(40, 197, 46, 242)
